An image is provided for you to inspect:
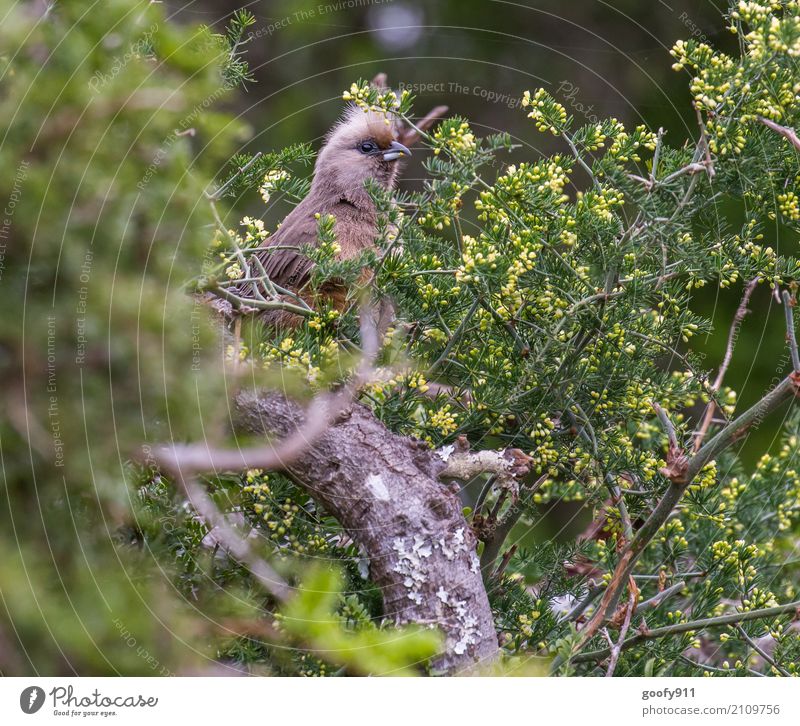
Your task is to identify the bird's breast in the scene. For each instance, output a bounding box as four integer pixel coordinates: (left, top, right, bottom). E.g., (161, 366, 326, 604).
(331, 204, 379, 258)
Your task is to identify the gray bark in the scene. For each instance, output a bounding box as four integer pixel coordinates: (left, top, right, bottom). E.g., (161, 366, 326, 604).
(233, 390, 499, 673)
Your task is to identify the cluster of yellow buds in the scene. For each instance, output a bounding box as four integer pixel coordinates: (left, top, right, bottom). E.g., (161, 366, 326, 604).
(576, 186, 625, 223)
(689, 460, 718, 493)
(263, 497, 300, 541)
(456, 234, 500, 284)
(259, 336, 323, 383)
(606, 121, 657, 162)
(658, 518, 689, 549)
(528, 414, 559, 475)
(778, 191, 800, 221)
(240, 215, 269, 244)
(433, 120, 477, 155)
(428, 403, 458, 437)
(517, 609, 541, 638)
(307, 308, 340, 332)
(342, 82, 409, 119)
(522, 88, 567, 135)
(259, 168, 289, 204)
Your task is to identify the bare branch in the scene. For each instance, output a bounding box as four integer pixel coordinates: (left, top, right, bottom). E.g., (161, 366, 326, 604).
(205, 151, 263, 201)
(782, 289, 800, 373)
(201, 281, 314, 318)
(634, 580, 686, 614)
(605, 585, 636, 677)
(176, 472, 291, 602)
(679, 654, 765, 678)
(572, 600, 800, 664)
(437, 442, 533, 490)
(736, 624, 791, 677)
(231, 391, 500, 671)
(653, 402, 678, 449)
(694, 277, 759, 451)
(759, 116, 800, 152)
(652, 403, 688, 483)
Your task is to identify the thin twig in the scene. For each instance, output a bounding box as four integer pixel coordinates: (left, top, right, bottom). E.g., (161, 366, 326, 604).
(694, 277, 758, 451)
(206, 151, 264, 201)
(651, 127, 664, 183)
(652, 402, 678, 449)
(494, 544, 518, 580)
(758, 116, 800, 152)
(634, 581, 685, 613)
(426, 297, 481, 376)
(562, 131, 599, 189)
(177, 473, 291, 602)
(678, 655, 765, 677)
(695, 106, 715, 179)
(782, 289, 800, 372)
(736, 624, 791, 677)
(605, 586, 636, 677)
(204, 282, 314, 318)
(572, 600, 800, 663)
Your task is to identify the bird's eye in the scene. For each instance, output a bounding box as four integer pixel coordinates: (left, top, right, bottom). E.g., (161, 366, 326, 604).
(359, 141, 377, 154)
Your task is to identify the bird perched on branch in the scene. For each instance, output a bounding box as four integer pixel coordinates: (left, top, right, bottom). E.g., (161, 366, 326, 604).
(236, 75, 447, 328)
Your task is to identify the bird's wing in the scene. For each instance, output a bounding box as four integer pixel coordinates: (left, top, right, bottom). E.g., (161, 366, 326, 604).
(254, 208, 319, 291)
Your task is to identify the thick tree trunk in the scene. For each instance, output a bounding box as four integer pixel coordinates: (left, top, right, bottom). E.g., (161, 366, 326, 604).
(233, 390, 499, 673)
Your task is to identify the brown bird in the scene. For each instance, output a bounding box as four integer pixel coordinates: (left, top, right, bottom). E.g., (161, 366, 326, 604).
(235, 78, 447, 329)
(244, 105, 410, 327)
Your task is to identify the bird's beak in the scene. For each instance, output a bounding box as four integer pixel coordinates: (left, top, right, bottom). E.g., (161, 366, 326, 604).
(382, 140, 412, 162)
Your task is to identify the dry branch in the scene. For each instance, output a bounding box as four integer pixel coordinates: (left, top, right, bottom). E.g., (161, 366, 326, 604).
(759, 116, 800, 152)
(694, 278, 759, 451)
(573, 600, 800, 664)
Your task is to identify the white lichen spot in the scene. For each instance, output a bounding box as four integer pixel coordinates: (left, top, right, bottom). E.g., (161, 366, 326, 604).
(413, 535, 433, 558)
(439, 527, 468, 560)
(451, 600, 480, 655)
(365, 472, 390, 501)
(392, 535, 432, 605)
(393, 531, 482, 655)
(437, 443, 455, 462)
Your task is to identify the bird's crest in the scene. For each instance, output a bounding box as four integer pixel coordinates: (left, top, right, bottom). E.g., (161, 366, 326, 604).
(326, 104, 400, 148)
